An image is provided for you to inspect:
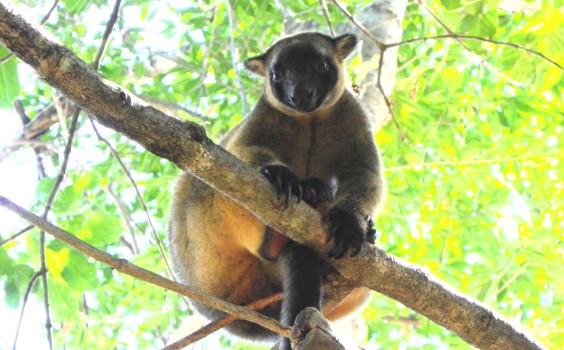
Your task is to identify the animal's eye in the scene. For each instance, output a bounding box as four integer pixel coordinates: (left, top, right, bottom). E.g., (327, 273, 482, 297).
(271, 71, 281, 82)
(320, 61, 329, 71)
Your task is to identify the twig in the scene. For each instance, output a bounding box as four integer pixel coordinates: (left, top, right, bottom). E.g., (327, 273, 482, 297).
(319, 0, 335, 36)
(376, 49, 408, 141)
(37, 107, 80, 350)
(226, 0, 248, 115)
(193, 8, 218, 111)
(385, 150, 561, 172)
(88, 119, 178, 284)
(57, 0, 178, 313)
(162, 292, 284, 350)
(39, 0, 60, 24)
(330, 1, 406, 139)
(418, 1, 520, 84)
(329, 0, 385, 50)
(13, 100, 46, 179)
(106, 185, 140, 255)
(93, 0, 122, 69)
(12, 271, 42, 350)
(19, 1, 122, 345)
(0, 195, 292, 340)
(0, 225, 33, 247)
(385, 33, 563, 71)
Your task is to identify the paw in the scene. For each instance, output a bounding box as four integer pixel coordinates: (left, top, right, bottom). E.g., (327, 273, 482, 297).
(260, 165, 302, 208)
(365, 215, 377, 244)
(324, 208, 365, 259)
(300, 178, 333, 208)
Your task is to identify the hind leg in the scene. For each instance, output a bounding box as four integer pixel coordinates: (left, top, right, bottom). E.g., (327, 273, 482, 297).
(169, 175, 282, 340)
(189, 251, 282, 341)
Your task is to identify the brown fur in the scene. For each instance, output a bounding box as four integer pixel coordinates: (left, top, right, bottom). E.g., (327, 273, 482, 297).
(168, 32, 386, 342)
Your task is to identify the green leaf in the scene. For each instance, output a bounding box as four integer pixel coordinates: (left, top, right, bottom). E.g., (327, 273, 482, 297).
(479, 10, 498, 37)
(77, 211, 123, 246)
(61, 251, 98, 292)
(4, 264, 34, 308)
(0, 248, 14, 276)
(62, 0, 91, 14)
(0, 45, 20, 108)
(440, 0, 463, 10)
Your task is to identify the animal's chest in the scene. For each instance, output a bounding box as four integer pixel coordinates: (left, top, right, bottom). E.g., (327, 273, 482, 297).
(272, 119, 333, 179)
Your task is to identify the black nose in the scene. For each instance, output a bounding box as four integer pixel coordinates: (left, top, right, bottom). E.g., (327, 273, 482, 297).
(290, 88, 315, 111)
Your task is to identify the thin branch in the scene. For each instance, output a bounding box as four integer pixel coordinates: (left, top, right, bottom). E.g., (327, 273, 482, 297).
(88, 119, 178, 283)
(0, 97, 66, 164)
(376, 49, 408, 141)
(0, 195, 292, 340)
(41, 107, 79, 217)
(29, 0, 121, 343)
(329, 0, 385, 50)
(36, 107, 80, 350)
(416, 0, 562, 73)
(0, 225, 33, 247)
(13, 100, 46, 179)
(327, 1, 405, 138)
(194, 7, 217, 111)
(162, 293, 284, 350)
(119, 236, 136, 255)
(12, 271, 42, 350)
(39, 0, 60, 24)
(319, 0, 335, 36)
(416, 3, 527, 84)
(38, 231, 52, 350)
(385, 150, 561, 172)
(226, 0, 248, 115)
(498, 262, 530, 296)
(385, 33, 563, 71)
(91, 11, 194, 295)
(106, 185, 140, 255)
(92, 0, 121, 69)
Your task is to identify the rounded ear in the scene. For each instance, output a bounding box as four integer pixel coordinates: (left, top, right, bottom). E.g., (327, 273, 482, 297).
(244, 55, 267, 77)
(334, 34, 358, 60)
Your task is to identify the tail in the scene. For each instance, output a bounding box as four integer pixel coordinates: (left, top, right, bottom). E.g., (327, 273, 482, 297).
(280, 242, 323, 350)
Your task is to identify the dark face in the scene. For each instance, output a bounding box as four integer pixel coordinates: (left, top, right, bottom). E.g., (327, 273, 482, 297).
(269, 43, 338, 113)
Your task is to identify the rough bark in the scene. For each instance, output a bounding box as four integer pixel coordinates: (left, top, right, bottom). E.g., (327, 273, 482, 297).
(0, 3, 545, 350)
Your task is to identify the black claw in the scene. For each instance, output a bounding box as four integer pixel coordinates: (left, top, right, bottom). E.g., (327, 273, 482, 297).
(325, 187, 334, 203)
(365, 215, 377, 244)
(285, 182, 292, 208)
(324, 208, 367, 260)
(276, 176, 282, 199)
(330, 243, 347, 259)
(260, 165, 302, 208)
(300, 177, 333, 208)
(326, 216, 338, 243)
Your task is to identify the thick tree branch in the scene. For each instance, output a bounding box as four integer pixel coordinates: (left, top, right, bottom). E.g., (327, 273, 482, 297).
(0, 4, 545, 350)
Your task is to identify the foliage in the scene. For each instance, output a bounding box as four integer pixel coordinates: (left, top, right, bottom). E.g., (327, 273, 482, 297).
(0, 0, 563, 349)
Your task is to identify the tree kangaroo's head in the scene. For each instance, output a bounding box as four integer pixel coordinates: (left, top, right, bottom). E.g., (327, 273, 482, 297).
(244, 32, 357, 117)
